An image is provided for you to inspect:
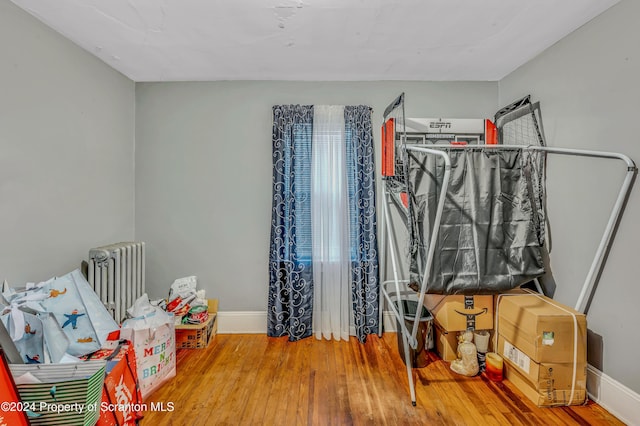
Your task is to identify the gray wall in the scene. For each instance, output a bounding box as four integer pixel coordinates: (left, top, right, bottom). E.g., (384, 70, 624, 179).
(6, 0, 636, 398)
(499, 0, 639, 393)
(0, 0, 135, 285)
(134, 81, 497, 308)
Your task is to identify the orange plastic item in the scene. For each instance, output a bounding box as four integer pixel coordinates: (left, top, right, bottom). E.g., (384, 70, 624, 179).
(382, 118, 395, 176)
(485, 120, 498, 145)
(399, 192, 409, 208)
(0, 351, 30, 426)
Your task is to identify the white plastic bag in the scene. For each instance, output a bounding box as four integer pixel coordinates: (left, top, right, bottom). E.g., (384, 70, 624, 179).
(120, 294, 176, 400)
(169, 276, 197, 301)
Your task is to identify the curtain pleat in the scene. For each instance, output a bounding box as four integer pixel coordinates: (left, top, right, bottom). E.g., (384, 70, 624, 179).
(311, 105, 351, 341)
(268, 105, 314, 341)
(345, 105, 379, 342)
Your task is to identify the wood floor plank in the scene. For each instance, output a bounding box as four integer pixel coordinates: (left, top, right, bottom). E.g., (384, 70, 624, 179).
(243, 336, 283, 425)
(142, 333, 626, 425)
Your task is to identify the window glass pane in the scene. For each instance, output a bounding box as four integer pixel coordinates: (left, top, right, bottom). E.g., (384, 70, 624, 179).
(293, 123, 312, 260)
(345, 123, 359, 261)
(313, 130, 347, 262)
(293, 122, 358, 262)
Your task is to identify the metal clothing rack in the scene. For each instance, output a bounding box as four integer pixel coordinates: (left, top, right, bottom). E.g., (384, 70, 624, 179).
(379, 104, 637, 406)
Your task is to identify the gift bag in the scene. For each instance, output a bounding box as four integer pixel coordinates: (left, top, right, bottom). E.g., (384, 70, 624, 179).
(2, 308, 73, 364)
(120, 302, 176, 400)
(9, 360, 106, 426)
(88, 340, 145, 426)
(1, 279, 17, 304)
(0, 349, 30, 426)
(39, 312, 71, 363)
(38, 269, 119, 357)
(1, 308, 46, 364)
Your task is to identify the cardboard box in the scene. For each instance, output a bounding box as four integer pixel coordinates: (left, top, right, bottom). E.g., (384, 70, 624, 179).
(496, 293, 586, 364)
(498, 335, 586, 395)
(434, 324, 493, 362)
(175, 299, 218, 349)
(503, 356, 587, 407)
(425, 295, 493, 331)
(434, 323, 459, 361)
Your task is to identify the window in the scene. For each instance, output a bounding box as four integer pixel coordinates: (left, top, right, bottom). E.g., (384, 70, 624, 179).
(291, 125, 358, 262)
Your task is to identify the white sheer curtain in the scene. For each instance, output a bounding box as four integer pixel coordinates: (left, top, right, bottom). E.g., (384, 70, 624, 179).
(312, 105, 352, 341)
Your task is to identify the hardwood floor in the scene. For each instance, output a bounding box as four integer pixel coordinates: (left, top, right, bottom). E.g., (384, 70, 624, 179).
(142, 333, 623, 425)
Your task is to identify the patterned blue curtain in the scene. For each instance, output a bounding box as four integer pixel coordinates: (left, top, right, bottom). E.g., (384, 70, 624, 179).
(345, 106, 379, 342)
(268, 104, 379, 342)
(268, 105, 314, 341)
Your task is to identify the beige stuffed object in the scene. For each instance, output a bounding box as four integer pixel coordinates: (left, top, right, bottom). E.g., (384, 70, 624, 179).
(450, 330, 479, 376)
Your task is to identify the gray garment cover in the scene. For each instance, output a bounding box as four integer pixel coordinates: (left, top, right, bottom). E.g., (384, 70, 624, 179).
(408, 148, 545, 294)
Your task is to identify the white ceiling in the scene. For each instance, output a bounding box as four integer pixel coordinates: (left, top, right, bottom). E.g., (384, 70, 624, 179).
(11, 0, 619, 82)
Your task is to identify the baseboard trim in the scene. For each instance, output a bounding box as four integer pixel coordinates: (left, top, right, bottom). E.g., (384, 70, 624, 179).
(218, 310, 400, 334)
(217, 310, 639, 424)
(587, 364, 640, 425)
(383, 310, 398, 332)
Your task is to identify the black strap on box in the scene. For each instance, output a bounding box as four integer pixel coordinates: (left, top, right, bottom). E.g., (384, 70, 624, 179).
(455, 296, 488, 331)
